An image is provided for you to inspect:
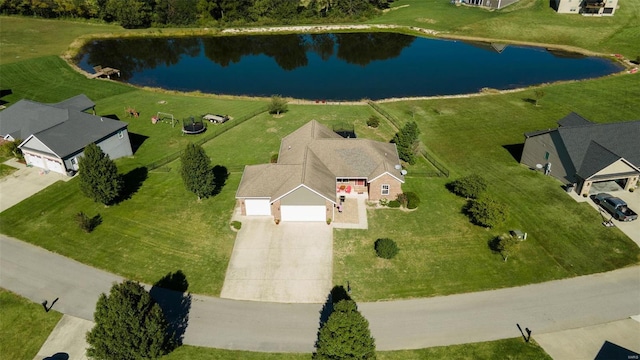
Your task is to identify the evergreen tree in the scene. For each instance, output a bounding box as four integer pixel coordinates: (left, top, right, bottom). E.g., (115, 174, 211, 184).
(86, 280, 172, 360)
(180, 143, 215, 200)
(315, 300, 376, 359)
(392, 121, 420, 165)
(78, 143, 123, 205)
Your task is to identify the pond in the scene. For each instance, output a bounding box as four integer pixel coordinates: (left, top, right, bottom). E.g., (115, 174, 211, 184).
(75, 33, 623, 101)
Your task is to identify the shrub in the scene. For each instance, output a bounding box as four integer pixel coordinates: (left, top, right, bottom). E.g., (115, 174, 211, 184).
(467, 197, 508, 228)
(230, 221, 241, 230)
(449, 174, 488, 199)
(388, 200, 401, 208)
(375, 238, 399, 259)
(366, 115, 380, 128)
(270, 153, 278, 163)
(396, 193, 408, 207)
(76, 212, 102, 233)
(0, 140, 23, 160)
(405, 192, 420, 209)
(379, 198, 389, 207)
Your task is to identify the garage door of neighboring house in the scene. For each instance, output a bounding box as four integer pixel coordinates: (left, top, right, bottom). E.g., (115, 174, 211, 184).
(245, 199, 271, 216)
(281, 205, 326, 222)
(25, 153, 44, 169)
(44, 157, 65, 174)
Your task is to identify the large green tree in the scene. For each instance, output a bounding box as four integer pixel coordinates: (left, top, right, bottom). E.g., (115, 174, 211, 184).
(391, 121, 421, 165)
(78, 143, 123, 205)
(315, 299, 376, 359)
(180, 143, 215, 200)
(86, 280, 172, 360)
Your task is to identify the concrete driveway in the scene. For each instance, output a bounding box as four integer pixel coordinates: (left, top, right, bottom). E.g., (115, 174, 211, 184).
(220, 217, 333, 303)
(0, 159, 73, 213)
(569, 189, 640, 247)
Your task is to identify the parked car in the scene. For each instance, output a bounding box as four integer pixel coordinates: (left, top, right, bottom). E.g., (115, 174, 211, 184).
(593, 193, 638, 221)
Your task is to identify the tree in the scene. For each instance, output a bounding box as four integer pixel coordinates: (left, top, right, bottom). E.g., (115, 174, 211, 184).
(391, 121, 420, 165)
(78, 143, 123, 205)
(449, 174, 488, 199)
(494, 234, 519, 262)
(467, 196, 508, 228)
(180, 143, 215, 200)
(86, 280, 172, 359)
(314, 300, 376, 359)
(534, 89, 545, 106)
(104, 0, 152, 28)
(268, 95, 288, 115)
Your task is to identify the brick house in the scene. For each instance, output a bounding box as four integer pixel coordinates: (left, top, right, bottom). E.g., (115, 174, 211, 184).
(236, 120, 405, 222)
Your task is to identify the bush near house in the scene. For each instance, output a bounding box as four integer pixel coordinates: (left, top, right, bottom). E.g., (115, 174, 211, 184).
(405, 192, 420, 209)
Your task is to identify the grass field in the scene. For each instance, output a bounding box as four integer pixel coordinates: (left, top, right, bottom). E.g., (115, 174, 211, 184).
(162, 338, 551, 359)
(0, 289, 62, 360)
(373, 0, 640, 58)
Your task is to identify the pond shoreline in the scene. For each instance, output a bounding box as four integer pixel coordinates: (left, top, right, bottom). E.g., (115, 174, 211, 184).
(65, 24, 635, 104)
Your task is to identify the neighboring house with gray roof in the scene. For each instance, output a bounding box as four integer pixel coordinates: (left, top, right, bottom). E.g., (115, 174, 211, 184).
(236, 120, 405, 222)
(0, 95, 132, 175)
(520, 113, 640, 196)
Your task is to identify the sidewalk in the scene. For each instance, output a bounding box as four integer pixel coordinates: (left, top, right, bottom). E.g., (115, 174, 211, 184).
(33, 315, 93, 360)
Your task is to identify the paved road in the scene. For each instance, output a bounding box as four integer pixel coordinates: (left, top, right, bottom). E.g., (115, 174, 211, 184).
(1, 234, 638, 352)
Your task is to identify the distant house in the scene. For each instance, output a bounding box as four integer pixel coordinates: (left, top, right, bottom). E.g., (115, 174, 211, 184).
(520, 113, 640, 196)
(236, 120, 405, 222)
(0, 94, 132, 175)
(457, 0, 521, 10)
(554, 0, 618, 15)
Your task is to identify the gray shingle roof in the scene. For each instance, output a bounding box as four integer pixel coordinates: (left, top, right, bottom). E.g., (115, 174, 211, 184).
(27, 111, 128, 158)
(51, 94, 96, 113)
(0, 100, 69, 139)
(236, 120, 405, 201)
(557, 112, 592, 127)
(557, 119, 640, 178)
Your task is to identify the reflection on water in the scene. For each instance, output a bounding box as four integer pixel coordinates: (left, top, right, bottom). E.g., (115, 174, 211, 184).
(76, 33, 622, 100)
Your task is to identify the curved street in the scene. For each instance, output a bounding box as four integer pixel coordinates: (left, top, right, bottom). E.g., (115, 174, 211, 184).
(1, 234, 638, 352)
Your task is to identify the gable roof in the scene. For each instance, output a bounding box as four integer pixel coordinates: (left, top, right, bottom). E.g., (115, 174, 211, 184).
(237, 120, 405, 201)
(557, 119, 640, 178)
(0, 94, 98, 140)
(557, 112, 592, 127)
(21, 112, 128, 158)
(0, 99, 69, 139)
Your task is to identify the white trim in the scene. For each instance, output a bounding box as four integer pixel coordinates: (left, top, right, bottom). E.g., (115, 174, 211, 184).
(584, 157, 640, 180)
(271, 184, 336, 205)
(18, 134, 61, 157)
(369, 171, 405, 184)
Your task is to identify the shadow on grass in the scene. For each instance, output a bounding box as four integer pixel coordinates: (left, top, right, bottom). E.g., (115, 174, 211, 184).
(117, 167, 148, 203)
(502, 143, 524, 163)
(212, 165, 229, 196)
(128, 133, 149, 155)
(150, 270, 191, 349)
(522, 98, 537, 105)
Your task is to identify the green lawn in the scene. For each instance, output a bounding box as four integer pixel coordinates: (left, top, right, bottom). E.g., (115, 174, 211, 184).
(335, 73, 639, 300)
(161, 338, 550, 359)
(372, 0, 640, 58)
(0, 289, 62, 360)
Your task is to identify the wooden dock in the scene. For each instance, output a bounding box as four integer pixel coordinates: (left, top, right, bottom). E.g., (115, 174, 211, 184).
(90, 65, 121, 79)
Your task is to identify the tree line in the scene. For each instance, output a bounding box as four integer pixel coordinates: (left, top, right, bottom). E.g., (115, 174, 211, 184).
(0, 0, 394, 28)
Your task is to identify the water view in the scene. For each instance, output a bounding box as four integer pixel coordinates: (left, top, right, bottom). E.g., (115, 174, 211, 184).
(76, 33, 623, 101)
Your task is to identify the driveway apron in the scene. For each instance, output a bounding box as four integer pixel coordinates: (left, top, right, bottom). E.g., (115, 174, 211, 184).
(220, 218, 333, 303)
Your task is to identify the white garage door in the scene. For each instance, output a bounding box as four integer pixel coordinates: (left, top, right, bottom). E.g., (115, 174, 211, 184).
(281, 205, 326, 222)
(45, 158, 65, 174)
(245, 199, 271, 216)
(26, 154, 44, 169)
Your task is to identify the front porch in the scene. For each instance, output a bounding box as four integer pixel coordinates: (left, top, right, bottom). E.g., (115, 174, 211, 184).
(336, 178, 368, 195)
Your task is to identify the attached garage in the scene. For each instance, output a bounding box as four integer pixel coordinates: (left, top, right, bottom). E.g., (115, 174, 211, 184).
(44, 157, 65, 174)
(279, 186, 328, 222)
(25, 153, 44, 169)
(244, 199, 271, 216)
(281, 205, 326, 222)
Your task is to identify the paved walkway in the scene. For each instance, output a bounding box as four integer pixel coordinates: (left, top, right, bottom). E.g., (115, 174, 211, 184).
(2, 234, 639, 353)
(34, 315, 92, 360)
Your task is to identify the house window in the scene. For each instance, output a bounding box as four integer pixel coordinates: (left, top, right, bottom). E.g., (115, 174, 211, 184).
(71, 157, 78, 166)
(381, 184, 390, 195)
(118, 130, 124, 139)
(545, 151, 550, 160)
